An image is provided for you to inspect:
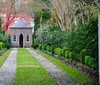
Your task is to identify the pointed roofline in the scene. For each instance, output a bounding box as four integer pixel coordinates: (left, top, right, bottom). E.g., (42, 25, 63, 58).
(10, 18, 33, 29)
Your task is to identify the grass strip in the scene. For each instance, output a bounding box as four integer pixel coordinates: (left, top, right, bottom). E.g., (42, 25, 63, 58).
(0, 49, 12, 67)
(36, 50, 91, 84)
(14, 48, 55, 85)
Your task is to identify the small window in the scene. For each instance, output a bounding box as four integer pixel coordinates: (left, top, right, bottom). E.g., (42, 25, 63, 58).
(26, 35, 29, 42)
(13, 35, 16, 42)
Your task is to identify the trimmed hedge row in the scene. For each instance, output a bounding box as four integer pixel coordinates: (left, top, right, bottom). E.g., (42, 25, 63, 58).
(32, 44, 97, 69)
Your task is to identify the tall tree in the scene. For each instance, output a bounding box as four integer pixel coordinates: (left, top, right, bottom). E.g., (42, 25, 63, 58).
(30, 0, 99, 30)
(0, 0, 17, 30)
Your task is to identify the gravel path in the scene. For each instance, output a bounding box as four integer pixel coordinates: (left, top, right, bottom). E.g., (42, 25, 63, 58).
(27, 48, 79, 85)
(0, 48, 17, 85)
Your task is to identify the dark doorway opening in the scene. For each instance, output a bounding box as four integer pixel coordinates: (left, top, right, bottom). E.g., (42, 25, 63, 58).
(19, 34, 23, 47)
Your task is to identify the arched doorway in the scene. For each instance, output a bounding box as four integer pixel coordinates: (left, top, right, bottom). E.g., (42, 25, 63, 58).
(19, 34, 23, 47)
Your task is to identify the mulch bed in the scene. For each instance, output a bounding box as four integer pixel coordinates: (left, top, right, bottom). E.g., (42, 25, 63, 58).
(58, 57, 99, 85)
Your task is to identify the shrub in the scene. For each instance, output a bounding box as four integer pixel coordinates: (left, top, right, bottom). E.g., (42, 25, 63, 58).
(2, 43, 5, 48)
(54, 48, 62, 56)
(85, 56, 98, 69)
(39, 44, 42, 50)
(42, 45, 47, 51)
(46, 45, 50, 52)
(85, 56, 91, 66)
(62, 47, 69, 57)
(69, 52, 74, 60)
(50, 46, 55, 54)
(65, 51, 70, 58)
(75, 54, 80, 62)
(80, 49, 87, 64)
(90, 58, 98, 69)
(0, 42, 5, 50)
(73, 53, 78, 61)
(5, 44, 11, 49)
(66, 52, 80, 61)
(32, 44, 39, 49)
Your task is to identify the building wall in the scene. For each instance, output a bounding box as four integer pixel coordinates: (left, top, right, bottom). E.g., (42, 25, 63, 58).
(10, 28, 32, 48)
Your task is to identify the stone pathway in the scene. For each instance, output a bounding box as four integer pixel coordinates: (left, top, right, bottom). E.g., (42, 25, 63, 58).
(0, 48, 17, 85)
(27, 48, 79, 85)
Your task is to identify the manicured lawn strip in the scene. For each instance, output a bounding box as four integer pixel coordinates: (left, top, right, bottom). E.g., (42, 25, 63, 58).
(0, 49, 12, 67)
(14, 48, 55, 85)
(36, 50, 91, 84)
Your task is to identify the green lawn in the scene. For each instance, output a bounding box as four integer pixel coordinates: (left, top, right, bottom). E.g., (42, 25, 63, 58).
(36, 50, 91, 84)
(0, 49, 12, 67)
(14, 48, 55, 85)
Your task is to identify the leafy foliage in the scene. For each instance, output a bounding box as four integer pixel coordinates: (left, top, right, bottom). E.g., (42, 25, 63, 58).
(35, 23, 68, 47)
(69, 52, 74, 60)
(49, 46, 55, 54)
(0, 42, 5, 50)
(0, 18, 10, 45)
(0, 31, 9, 44)
(54, 48, 62, 56)
(32, 44, 39, 49)
(80, 49, 87, 64)
(62, 47, 69, 57)
(67, 17, 98, 59)
(42, 44, 47, 50)
(65, 51, 70, 58)
(39, 44, 42, 50)
(46, 45, 50, 52)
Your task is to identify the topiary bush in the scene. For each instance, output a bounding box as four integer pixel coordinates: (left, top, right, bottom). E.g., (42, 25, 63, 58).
(2, 43, 5, 48)
(90, 58, 98, 69)
(0, 42, 5, 50)
(42, 45, 47, 51)
(80, 49, 87, 64)
(5, 44, 11, 49)
(32, 44, 39, 49)
(50, 46, 55, 54)
(39, 44, 42, 50)
(69, 52, 75, 60)
(85, 56, 97, 69)
(75, 54, 80, 62)
(73, 53, 78, 61)
(85, 56, 94, 66)
(54, 48, 62, 56)
(46, 45, 50, 52)
(62, 47, 69, 57)
(65, 51, 70, 59)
